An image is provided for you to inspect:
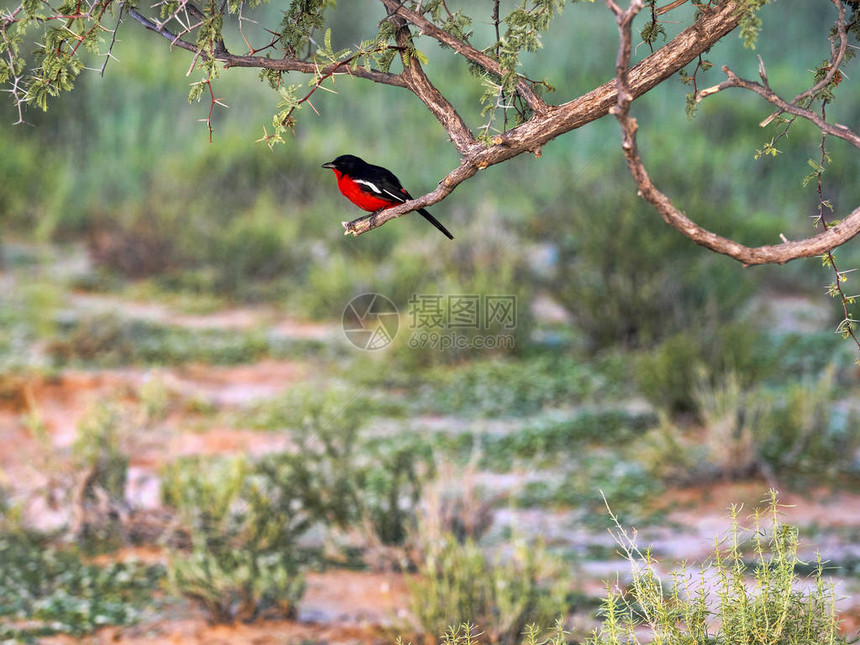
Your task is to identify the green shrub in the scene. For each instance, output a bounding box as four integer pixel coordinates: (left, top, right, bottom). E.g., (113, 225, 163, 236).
(634, 321, 773, 416)
(71, 400, 133, 547)
(408, 534, 569, 645)
(0, 132, 63, 234)
(754, 367, 859, 481)
(245, 385, 435, 549)
(637, 367, 859, 485)
(588, 491, 848, 645)
(47, 313, 273, 366)
(162, 455, 306, 623)
(545, 188, 758, 351)
(206, 195, 309, 296)
(163, 387, 439, 618)
(86, 204, 186, 278)
(300, 253, 373, 320)
(168, 544, 305, 623)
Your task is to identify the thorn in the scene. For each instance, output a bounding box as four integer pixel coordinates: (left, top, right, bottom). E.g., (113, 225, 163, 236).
(757, 55, 768, 85)
(759, 112, 779, 128)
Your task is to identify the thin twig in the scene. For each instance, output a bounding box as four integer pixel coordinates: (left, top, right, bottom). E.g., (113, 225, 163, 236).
(99, 1, 124, 76)
(815, 102, 860, 349)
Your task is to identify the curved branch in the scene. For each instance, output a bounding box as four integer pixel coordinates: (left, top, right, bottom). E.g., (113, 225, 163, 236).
(380, 0, 476, 154)
(608, 0, 860, 266)
(617, 119, 860, 264)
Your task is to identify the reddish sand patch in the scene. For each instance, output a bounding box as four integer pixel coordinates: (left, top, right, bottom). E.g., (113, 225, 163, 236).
(39, 569, 410, 645)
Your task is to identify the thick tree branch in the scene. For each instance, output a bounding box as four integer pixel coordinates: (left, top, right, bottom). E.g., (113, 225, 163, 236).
(347, 0, 746, 235)
(129, 0, 860, 261)
(607, 0, 860, 266)
(382, 1, 548, 114)
(380, 0, 476, 154)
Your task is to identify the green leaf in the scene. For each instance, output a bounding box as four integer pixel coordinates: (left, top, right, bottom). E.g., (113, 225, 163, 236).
(412, 48, 429, 66)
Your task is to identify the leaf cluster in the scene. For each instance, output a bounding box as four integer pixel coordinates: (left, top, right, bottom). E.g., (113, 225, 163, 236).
(277, 0, 331, 57)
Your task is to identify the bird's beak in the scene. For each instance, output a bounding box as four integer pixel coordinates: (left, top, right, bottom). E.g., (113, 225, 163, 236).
(321, 161, 335, 169)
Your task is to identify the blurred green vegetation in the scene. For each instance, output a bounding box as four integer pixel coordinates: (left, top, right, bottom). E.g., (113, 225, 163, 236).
(408, 535, 570, 645)
(0, 530, 164, 642)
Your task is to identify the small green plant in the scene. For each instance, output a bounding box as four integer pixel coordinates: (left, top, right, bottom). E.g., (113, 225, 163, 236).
(70, 400, 133, 548)
(411, 620, 570, 645)
(634, 322, 772, 416)
(168, 542, 305, 623)
(588, 491, 848, 645)
(162, 455, 306, 623)
(408, 533, 569, 645)
(637, 367, 859, 485)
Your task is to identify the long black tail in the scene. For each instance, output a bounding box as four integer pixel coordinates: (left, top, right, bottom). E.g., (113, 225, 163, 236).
(418, 208, 454, 240)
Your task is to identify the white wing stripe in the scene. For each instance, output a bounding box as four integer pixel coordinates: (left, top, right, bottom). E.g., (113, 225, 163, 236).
(353, 179, 383, 194)
(353, 178, 407, 203)
(381, 188, 406, 203)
